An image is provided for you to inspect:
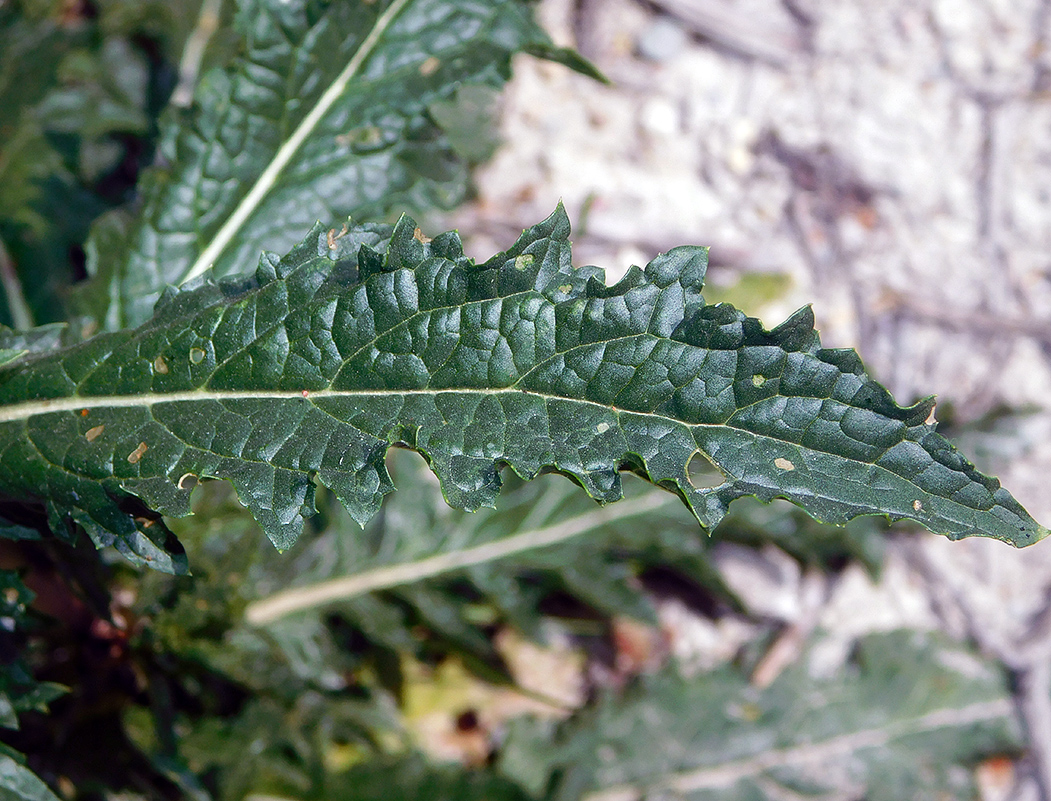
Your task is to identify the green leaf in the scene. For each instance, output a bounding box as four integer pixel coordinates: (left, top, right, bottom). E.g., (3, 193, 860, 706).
(0, 0, 217, 329)
(325, 754, 535, 801)
(508, 631, 1021, 801)
(244, 453, 684, 628)
(242, 449, 881, 628)
(0, 570, 65, 801)
(0, 753, 60, 801)
(0, 571, 66, 729)
(0, 10, 147, 327)
(81, 0, 587, 330)
(0, 208, 1042, 573)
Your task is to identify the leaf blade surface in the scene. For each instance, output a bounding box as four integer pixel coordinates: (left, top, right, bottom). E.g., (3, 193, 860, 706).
(0, 209, 1043, 570)
(81, 0, 583, 329)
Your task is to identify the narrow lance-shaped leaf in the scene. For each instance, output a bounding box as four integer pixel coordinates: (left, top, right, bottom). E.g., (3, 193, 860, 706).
(510, 631, 1022, 801)
(0, 207, 1044, 573)
(79, 0, 598, 330)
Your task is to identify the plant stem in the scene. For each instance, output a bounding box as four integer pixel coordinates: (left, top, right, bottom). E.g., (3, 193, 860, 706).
(245, 491, 672, 625)
(0, 237, 33, 330)
(170, 0, 224, 108)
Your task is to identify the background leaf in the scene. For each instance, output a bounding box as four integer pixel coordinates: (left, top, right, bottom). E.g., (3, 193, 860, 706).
(0, 752, 61, 801)
(0, 0, 239, 331)
(79, 0, 594, 330)
(511, 631, 1021, 801)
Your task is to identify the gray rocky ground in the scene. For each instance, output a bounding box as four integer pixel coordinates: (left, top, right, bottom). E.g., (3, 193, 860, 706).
(444, 1, 1051, 797)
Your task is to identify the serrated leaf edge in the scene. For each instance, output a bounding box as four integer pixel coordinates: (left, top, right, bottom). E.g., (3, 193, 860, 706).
(178, 0, 413, 286)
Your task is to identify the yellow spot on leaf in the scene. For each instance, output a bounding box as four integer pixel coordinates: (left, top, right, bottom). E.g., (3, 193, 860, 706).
(752, 374, 766, 387)
(558, 284, 573, 294)
(127, 442, 148, 464)
(419, 56, 440, 76)
(189, 347, 205, 364)
(413, 227, 432, 244)
(774, 457, 794, 471)
(153, 355, 169, 374)
(514, 254, 534, 270)
(913, 500, 923, 511)
(596, 422, 610, 433)
(85, 424, 105, 442)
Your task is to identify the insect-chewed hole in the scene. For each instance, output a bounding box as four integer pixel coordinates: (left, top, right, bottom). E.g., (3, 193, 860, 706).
(687, 450, 725, 489)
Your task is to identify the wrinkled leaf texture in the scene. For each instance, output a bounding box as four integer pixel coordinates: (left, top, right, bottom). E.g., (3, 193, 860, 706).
(0, 206, 1042, 573)
(81, 0, 595, 330)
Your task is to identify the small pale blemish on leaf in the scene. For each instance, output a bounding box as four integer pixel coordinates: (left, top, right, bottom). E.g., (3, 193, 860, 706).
(913, 500, 923, 511)
(514, 254, 534, 270)
(336, 125, 382, 148)
(127, 442, 148, 464)
(419, 56, 440, 76)
(752, 374, 766, 387)
(189, 347, 205, 364)
(413, 227, 432, 244)
(558, 284, 573, 294)
(153, 354, 169, 374)
(327, 223, 348, 249)
(85, 424, 105, 442)
(177, 473, 198, 490)
(596, 422, 610, 433)
(774, 457, 794, 471)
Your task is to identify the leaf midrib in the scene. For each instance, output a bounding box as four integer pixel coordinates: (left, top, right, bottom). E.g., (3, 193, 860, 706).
(0, 387, 945, 501)
(244, 490, 673, 624)
(178, 0, 414, 286)
(581, 697, 1013, 800)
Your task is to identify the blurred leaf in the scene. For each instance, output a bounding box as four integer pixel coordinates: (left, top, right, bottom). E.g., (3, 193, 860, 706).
(510, 631, 1022, 801)
(429, 84, 501, 163)
(0, 571, 65, 730)
(0, 0, 204, 327)
(322, 753, 535, 801)
(0, 752, 61, 801)
(129, 443, 885, 798)
(80, 0, 596, 329)
(703, 272, 793, 312)
(0, 570, 65, 801)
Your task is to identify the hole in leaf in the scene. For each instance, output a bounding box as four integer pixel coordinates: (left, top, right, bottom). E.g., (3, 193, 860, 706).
(687, 450, 725, 489)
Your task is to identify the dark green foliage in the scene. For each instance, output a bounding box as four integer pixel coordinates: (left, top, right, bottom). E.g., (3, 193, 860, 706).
(0, 207, 1041, 577)
(0, 1, 1043, 799)
(78, 0, 594, 330)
